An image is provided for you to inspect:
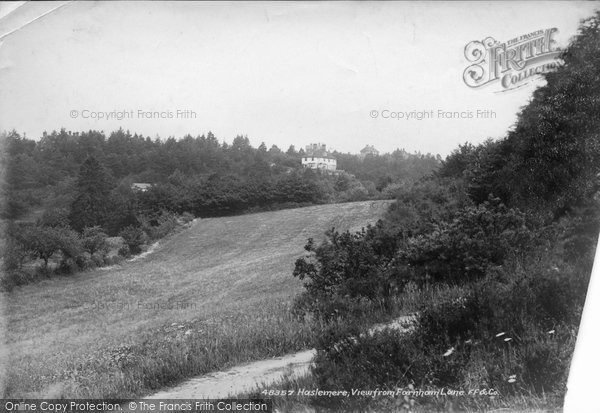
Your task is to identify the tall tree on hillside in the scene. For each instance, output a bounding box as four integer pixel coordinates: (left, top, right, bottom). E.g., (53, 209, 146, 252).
(69, 156, 113, 231)
(465, 11, 600, 212)
(286, 145, 297, 156)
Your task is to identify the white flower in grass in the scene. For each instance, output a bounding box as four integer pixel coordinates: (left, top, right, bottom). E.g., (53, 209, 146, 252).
(495, 332, 506, 337)
(443, 347, 455, 357)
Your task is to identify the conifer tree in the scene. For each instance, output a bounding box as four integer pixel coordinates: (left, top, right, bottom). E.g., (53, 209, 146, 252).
(69, 156, 112, 231)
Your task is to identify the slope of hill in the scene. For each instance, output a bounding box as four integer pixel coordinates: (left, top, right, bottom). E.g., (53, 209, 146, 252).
(2, 200, 389, 398)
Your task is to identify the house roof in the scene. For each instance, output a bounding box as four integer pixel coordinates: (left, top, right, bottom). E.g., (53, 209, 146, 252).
(360, 145, 379, 153)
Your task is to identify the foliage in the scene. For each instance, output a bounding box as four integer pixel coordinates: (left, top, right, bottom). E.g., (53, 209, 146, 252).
(294, 194, 536, 315)
(38, 207, 70, 228)
(2, 232, 29, 271)
(293, 221, 401, 317)
(69, 156, 113, 231)
(310, 237, 590, 409)
(336, 149, 440, 188)
(297, 13, 600, 410)
(81, 226, 109, 256)
(457, 12, 600, 215)
(118, 244, 131, 258)
(399, 196, 536, 283)
(11, 223, 82, 270)
(437, 142, 476, 179)
(139, 210, 179, 240)
(180, 211, 195, 224)
(385, 176, 469, 234)
(4, 127, 439, 232)
(119, 225, 148, 254)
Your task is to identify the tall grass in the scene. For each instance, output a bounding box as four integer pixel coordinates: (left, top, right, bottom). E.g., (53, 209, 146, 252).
(242, 277, 573, 412)
(5, 300, 321, 398)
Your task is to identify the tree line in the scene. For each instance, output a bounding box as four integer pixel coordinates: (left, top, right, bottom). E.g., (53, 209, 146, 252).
(1, 128, 439, 285)
(2, 130, 439, 224)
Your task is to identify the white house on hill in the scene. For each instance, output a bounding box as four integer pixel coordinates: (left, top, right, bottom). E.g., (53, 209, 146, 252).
(131, 183, 152, 192)
(302, 156, 337, 171)
(301, 143, 337, 172)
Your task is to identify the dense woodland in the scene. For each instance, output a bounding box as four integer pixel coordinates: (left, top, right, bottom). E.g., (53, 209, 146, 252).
(0, 127, 439, 285)
(289, 12, 600, 411)
(2, 130, 439, 222)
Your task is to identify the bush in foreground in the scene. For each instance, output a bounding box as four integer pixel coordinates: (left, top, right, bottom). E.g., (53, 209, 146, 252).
(310, 246, 589, 411)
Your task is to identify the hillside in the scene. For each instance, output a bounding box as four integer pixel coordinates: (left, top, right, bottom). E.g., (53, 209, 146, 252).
(1, 200, 389, 398)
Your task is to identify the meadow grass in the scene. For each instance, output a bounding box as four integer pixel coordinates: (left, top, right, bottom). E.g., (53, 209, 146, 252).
(1, 201, 386, 398)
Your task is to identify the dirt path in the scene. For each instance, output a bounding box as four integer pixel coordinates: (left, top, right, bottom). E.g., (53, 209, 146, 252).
(142, 315, 416, 400)
(146, 350, 316, 400)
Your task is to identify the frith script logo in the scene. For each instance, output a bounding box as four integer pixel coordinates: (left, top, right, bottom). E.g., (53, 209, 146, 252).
(463, 28, 563, 91)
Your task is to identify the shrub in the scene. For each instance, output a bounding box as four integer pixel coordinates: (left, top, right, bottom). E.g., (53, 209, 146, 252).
(437, 143, 476, 179)
(381, 181, 407, 199)
(311, 262, 582, 410)
(38, 207, 70, 228)
(103, 254, 124, 266)
(411, 258, 586, 386)
(384, 176, 469, 235)
(82, 226, 109, 256)
(141, 211, 178, 240)
(312, 328, 412, 410)
(1, 268, 35, 290)
(336, 180, 369, 202)
(14, 224, 82, 271)
(2, 236, 29, 271)
(73, 253, 95, 270)
(118, 226, 148, 255)
(399, 196, 536, 283)
(180, 211, 195, 224)
(118, 244, 131, 258)
(293, 222, 401, 310)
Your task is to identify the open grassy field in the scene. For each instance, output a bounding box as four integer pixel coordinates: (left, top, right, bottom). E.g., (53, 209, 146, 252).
(0, 201, 388, 398)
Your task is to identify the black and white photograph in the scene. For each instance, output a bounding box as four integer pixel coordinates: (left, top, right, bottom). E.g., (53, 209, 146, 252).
(1, 1, 600, 412)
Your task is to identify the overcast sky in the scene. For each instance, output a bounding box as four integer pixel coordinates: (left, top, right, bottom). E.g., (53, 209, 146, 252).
(0, 1, 598, 155)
